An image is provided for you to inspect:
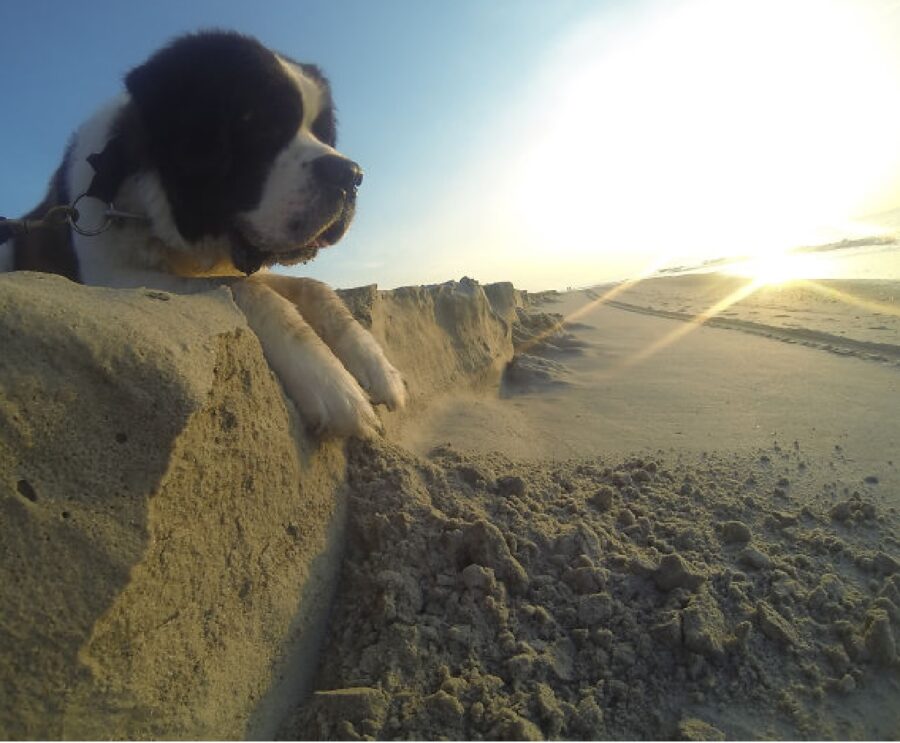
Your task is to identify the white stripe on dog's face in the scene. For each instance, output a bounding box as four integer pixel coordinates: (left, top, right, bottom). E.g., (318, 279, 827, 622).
(280, 59, 324, 131)
(235, 58, 347, 255)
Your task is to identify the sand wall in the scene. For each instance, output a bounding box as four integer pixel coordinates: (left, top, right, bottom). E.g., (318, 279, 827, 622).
(0, 272, 514, 739)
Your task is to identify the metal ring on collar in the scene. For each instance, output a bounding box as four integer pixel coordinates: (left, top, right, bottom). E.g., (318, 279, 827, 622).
(69, 193, 113, 236)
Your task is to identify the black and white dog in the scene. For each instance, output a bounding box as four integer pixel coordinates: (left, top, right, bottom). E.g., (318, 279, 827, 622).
(0, 31, 405, 437)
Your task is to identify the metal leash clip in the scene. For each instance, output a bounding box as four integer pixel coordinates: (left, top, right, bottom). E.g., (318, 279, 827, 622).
(69, 193, 146, 236)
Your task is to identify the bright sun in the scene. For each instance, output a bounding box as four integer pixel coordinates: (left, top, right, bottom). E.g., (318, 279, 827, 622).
(725, 251, 838, 286)
(508, 0, 900, 279)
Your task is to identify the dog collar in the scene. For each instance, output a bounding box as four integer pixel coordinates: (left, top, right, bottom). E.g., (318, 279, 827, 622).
(85, 135, 139, 204)
(65, 135, 148, 235)
(1, 135, 148, 241)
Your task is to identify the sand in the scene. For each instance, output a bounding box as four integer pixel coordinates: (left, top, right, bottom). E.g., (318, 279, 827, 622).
(399, 278, 899, 492)
(284, 274, 900, 740)
(291, 442, 899, 740)
(0, 274, 519, 739)
(0, 273, 352, 739)
(597, 273, 900, 352)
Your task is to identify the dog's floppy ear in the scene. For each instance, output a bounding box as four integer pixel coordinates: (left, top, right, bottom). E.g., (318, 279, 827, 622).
(125, 31, 263, 118)
(124, 33, 237, 178)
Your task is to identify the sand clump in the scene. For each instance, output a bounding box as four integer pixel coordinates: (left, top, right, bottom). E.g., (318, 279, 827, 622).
(288, 438, 900, 740)
(500, 302, 587, 395)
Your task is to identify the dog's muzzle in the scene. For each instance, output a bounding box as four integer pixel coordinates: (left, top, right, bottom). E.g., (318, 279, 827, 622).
(229, 156, 362, 275)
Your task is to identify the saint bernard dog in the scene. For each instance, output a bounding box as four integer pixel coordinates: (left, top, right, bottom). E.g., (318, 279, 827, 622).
(0, 30, 405, 438)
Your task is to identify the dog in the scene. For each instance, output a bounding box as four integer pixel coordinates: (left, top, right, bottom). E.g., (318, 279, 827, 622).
(0, 30, 405, 437)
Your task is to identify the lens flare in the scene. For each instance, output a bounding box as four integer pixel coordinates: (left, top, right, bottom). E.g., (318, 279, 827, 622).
(725, 252, 839, 285)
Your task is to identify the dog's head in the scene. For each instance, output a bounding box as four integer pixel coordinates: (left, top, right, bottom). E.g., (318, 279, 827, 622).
(122, 31, 359, 274)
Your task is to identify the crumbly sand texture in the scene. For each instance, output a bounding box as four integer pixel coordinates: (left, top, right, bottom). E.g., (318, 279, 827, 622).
(288, 437, 900, 740)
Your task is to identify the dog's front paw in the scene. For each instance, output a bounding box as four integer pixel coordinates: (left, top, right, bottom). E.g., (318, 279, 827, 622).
(370, 359, 407, 410)
(281, 362, 382, 439)
(231, 280, 383, 438)
(333, 332, 407, 411)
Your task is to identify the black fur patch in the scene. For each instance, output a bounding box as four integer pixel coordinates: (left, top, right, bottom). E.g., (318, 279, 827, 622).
(124, 31, 305, 244)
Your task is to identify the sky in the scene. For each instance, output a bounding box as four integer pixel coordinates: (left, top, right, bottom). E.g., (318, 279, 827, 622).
(2, 0, 900, 291)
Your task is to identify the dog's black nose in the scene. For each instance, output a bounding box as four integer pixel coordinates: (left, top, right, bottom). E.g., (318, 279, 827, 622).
(312, 155, 363, 190)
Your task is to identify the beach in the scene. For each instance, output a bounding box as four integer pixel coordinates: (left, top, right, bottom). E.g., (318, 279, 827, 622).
(2, 271, 897, 739)
(398, 275, 899, 496)
(289, 273, 900, 740)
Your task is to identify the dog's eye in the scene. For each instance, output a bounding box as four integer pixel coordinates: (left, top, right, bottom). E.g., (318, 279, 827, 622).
(237, 111, 257, 129)
(233, 112, 255, 136)
(233, 111, 291, 154)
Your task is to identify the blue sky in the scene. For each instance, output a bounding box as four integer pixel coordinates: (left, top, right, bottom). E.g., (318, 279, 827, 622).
(2, 1, 899, 289)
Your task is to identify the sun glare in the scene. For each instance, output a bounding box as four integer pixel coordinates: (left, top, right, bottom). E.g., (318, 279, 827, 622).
(508, 0, 900, 279)
(726, 251, 839, 285)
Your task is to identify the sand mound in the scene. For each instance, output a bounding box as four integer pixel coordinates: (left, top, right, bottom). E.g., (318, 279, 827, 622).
(288, 439, 900, 740)
(0, 272, 350, 739)
(0, 272, 516, 739)
(339, 277, 516, 409)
